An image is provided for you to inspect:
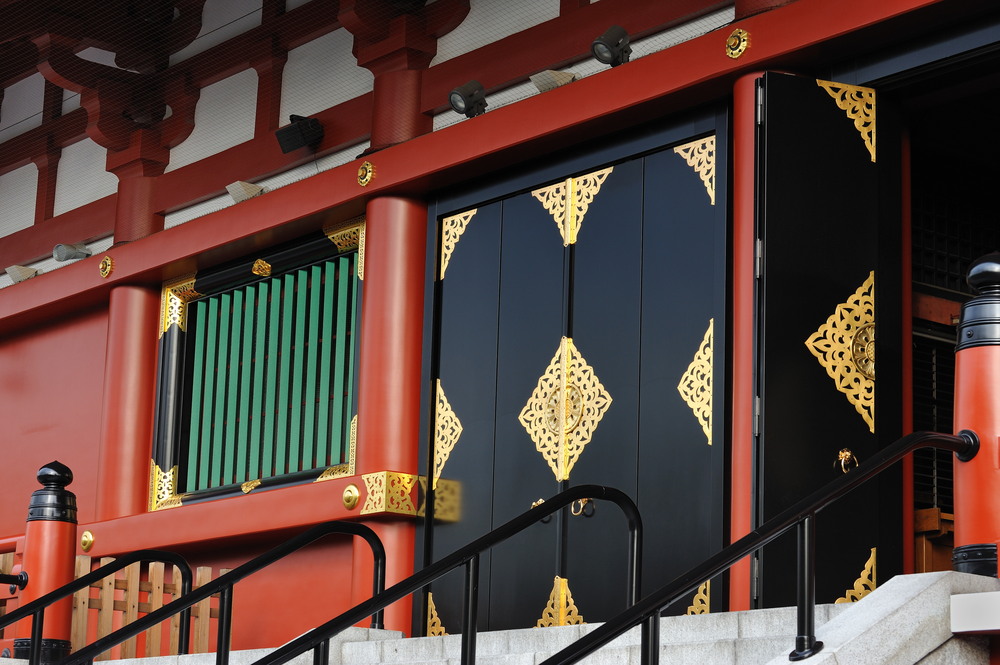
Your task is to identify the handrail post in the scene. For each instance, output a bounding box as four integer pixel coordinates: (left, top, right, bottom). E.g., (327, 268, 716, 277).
(461, 555, 480, 665)
(953, 253, 1000, 574)
(16, 462, 77, 665)
(640, 614, 659, 665)
(216, 586, 234, 665)
(789, 515, 822, 661)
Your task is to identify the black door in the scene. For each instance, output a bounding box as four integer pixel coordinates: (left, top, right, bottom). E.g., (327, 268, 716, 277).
(424, 118, 729, 632)
(754, 72, 902, 608)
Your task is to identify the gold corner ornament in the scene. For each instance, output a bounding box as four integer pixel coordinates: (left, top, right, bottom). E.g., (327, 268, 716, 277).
(251, 259, 272, 277)
(816, 79, 876, 162)
(357, 160, 375, 187)
(99, 256, 113, 278)
(531, 167, 614, 246)
(241, 479, 261, 494)
(835, 548, 876, 604)
(433, 380, 463, 490)
(159, 276, 201, 338)
(439, 209, 477, 279)
(536, 577, 585, 627)
(416, 476, 462, 523)
(323, 217, 365, 253)
(805, 271, 875, 433)
(426, 593, 448, 636)
(686, 580, 711, 615)
(677, 319, 713, 446)
(360, 471, 418, 515)
(519, 337, 612, 481)
(149, 462, 184, 511)
(726, 28, 749, 59)
(315, 414, 357, 482)
(673, 136, 716, 205)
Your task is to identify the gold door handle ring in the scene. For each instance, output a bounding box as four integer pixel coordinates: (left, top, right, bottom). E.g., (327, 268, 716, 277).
(835, 448, 859, 473)
(571, 498, 595, 517)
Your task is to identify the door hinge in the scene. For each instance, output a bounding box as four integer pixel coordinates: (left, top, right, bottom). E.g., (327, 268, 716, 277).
(755, 82, 764, 126)
(753, 396, 761, 437)
(754, 239, 763, 279)
(751, 554, 761, 601)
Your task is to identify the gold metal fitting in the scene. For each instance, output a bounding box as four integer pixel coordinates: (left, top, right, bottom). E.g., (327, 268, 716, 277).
(726, 28, 749, 59)
(357, 161, 375, 187)
(343, 483, 360, 510)
(835, 448, 859, 474)
(80, 530, 95, 552)
(570, 498, 594, 517)
(99, 256, 114, 278)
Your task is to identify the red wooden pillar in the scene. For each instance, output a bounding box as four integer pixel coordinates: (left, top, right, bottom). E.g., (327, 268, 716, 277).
(351, 196, 428, 633)
(14, 463, 77, 664)
(729, 72, 763, 611)
(94, 285, 161, 521)
(953, 254, 1000, 566)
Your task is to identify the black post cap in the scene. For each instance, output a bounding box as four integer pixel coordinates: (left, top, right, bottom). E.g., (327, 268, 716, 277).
(957, 252, 1000, 351)
(27, 461, 77, 523)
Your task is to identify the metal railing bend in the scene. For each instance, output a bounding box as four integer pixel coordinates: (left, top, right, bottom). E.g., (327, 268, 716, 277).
(251, 484, 643, 665)
(0, 550, 194, 665)
(540, 430, 979, 665)
(61, 521, 386, 665)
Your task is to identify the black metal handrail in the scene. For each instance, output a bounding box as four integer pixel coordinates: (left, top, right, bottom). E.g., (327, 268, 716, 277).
(539, 429, 980, 665)
(251, 485, 643, 665)
(0, 550, 194, 665)
(61, 521, 386, 665)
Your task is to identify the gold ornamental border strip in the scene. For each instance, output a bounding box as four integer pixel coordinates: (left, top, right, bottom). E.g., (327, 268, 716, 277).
(804, 271, 875, 433)
(835, 548, 876, 604)
(536, 576, 585, 627)
(673, 136, 716, 205)
(315, 414, 358, 482)
(518, 337, 612, 481)
(439, 209, 477, 279)
(677, 319, 713, 446)
(816, 80, 876, 162)
(531, 167, 614, 246)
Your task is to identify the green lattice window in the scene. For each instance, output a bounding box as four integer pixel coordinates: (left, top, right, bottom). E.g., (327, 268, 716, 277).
(151, 224, 362, 508)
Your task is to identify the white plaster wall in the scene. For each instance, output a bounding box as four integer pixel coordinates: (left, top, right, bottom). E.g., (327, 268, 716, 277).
(431, 0, 559, 65)
(166, 69, 258, 172)
(0, 73, 45, 144)
(0, 163, 38, 239)
(53, 139, 118, 216)
(279, 29, 373, 124)
(170, 0, 263, 65)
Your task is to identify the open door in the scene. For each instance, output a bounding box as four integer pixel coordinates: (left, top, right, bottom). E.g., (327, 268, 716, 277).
(754, 72, 902, 607)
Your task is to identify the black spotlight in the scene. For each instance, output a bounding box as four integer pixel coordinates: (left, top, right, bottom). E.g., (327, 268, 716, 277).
(449, 80, 487, 118)
(275, 114, 324, 153)
(591, 25, 632, 67)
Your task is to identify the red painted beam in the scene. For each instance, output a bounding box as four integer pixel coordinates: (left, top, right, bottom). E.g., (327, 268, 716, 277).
(0, 0, 976, 335)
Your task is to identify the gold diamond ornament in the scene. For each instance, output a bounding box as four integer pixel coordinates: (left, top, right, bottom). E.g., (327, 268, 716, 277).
(677, 319, 713, 446)
(536, 577, 585, 627)
(805, 271, 875, 433)
(518, 337, 612, 481)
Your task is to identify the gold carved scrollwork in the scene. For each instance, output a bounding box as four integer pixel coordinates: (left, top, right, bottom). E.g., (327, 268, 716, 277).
(251, 259, 271, 277)
(805, 271, 875, 433)
(518, 337, 612, 481)
(360, 471, 417, 515)
(835, 548, 876, 604)
(677, 319, 713, 446)
(433, 380, 463, 489)
(439, 209, 477, 279)
(673, 136, 716, 205)
(358, 224, 366, 280)
(159, 276, 201, 338)
(536, 577, 585, 627)
(426, 593, 448, 636)
(323, 216, 365, 253)
(241, 479, 261, 494)
(816, 80, 876, 162)
(531, 167, 613, 245)
(686, 580, 711, 615)
(149, 462, 184, 511)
